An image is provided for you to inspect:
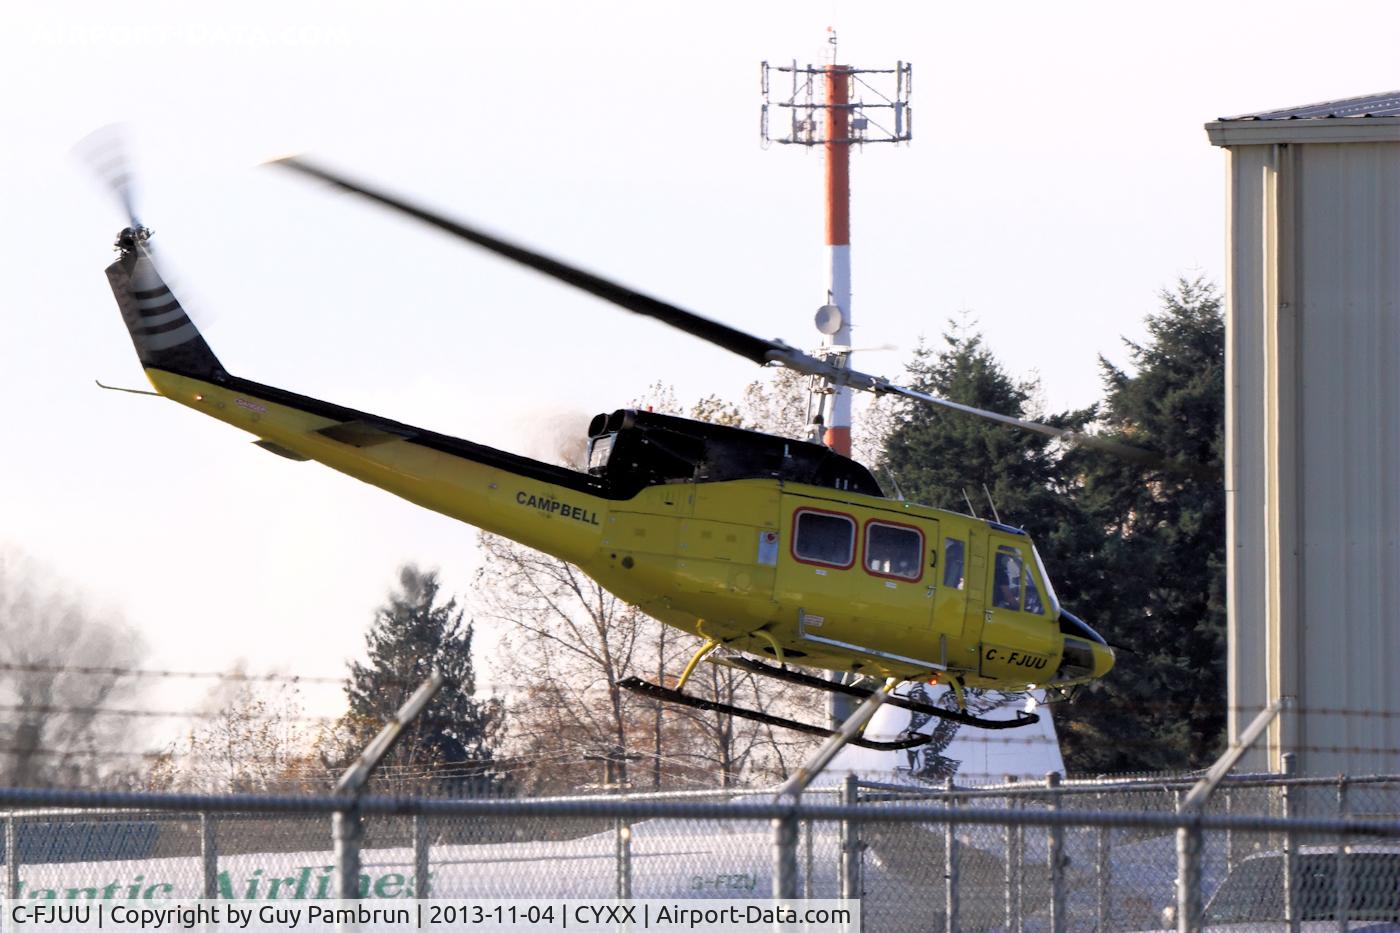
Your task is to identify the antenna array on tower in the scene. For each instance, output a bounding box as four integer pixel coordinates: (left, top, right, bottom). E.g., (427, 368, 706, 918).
(760, 59, 912, 148)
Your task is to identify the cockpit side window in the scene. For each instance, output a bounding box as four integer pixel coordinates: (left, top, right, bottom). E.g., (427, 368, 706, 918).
(793, 509, 856, 568)
(942, 538, 966, 590)
(1024, 573, 1046, 615)
(864, 522, 922, 581)
(993, 546, 1024, 610)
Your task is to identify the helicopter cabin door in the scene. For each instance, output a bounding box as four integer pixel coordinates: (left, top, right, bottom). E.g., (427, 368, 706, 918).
(934, 525, 982, 675)
(978, 533, 1058, 684)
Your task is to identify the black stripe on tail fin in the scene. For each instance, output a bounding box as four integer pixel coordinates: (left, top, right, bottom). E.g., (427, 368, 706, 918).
(106, 229, 227, 381)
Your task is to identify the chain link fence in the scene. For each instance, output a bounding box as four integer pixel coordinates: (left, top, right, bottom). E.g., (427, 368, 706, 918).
(1, 774, 1397, 931)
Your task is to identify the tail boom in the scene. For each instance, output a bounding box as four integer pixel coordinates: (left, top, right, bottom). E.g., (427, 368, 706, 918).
(144, 369, 611, 565)
(107, 231, 610, 565)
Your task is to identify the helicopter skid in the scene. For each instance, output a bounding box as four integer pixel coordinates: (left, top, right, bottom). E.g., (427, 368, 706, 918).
(617, 677, 932, 751)
(718, 658, 1041, 730)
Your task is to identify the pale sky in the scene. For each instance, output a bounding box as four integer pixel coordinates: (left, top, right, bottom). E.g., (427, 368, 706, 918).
(3, 0, 1398, 741)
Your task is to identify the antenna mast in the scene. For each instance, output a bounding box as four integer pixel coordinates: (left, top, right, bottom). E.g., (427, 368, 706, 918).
(761, 32, 912, 458)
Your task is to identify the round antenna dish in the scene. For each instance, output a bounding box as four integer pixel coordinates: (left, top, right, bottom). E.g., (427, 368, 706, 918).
(815, 304, 844, 336)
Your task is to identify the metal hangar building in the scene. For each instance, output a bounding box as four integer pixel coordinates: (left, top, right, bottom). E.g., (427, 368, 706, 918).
(1207, 92, 1400, 775)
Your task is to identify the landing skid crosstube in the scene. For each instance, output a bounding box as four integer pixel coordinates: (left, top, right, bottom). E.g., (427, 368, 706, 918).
(723, 658, 1042, 730)
(620, 656, 1039, 749)
(618, 676, 929, 751)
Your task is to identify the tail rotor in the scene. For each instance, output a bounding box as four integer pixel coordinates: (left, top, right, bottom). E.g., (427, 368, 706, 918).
(74, 124, 149, 245)
(78, 125, 226, 381)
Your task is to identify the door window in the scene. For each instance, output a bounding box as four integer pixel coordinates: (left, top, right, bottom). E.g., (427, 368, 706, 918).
(864, 522, 923, 581)
(994, 544, 1049, 614)
(993, 546, 1024, 610)
(942, 538, 966, 590)
(1024, 573, 1046, 615)
(792, 509, 856, 568)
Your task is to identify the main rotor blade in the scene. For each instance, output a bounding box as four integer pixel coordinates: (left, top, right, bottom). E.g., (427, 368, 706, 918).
(877, 383, 1170, 467)
(811, 364, 1183, 470)
(272, 157, 1204, 476)
(270, 156, 785, 367)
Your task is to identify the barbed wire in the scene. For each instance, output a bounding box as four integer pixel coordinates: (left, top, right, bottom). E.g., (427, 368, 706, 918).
(0, 703, 341, 723)
(5, 662, 1400, 722)
(3, 737, 1400, 767)
(3, 662, 1398, 724)
(0, 710, 1395, 756)
(0, 662, 344, 684)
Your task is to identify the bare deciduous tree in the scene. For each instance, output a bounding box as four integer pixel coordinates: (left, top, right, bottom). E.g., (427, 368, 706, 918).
(148, 674, 325, 794)
(0, 547, 145, 788)
(476, 533, 649, 793)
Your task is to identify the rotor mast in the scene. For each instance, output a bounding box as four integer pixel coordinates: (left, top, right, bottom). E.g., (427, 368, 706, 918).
(761, 34, 912, 457)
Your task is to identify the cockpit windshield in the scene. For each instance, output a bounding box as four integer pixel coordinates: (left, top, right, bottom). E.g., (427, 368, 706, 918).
(587, 434, 614, 475)
(1031, 545, 1061, 616)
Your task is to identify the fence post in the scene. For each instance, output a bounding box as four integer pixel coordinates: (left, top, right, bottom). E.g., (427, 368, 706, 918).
(5, 812, 18, 904)
(615, 816, 632, 900)
(1335, 775, 1349, 933)
(1282, 753, 1298, 933)
(1047, 772, 1065, 933)
(333, 805, 363, 900)
(1096, 793, 1110, 933)
(803, 818, 814, 897)
(839, 774, 861, 902)
(200, 812, 218, 899)
(944, 777, 959, 933)
(1224, 786, 1236, 874)
(414, 813, 431, 899)
(772, 796, 799, 900)
(1175, 810, 1203, 933)
(1008, 776, 1023, 933)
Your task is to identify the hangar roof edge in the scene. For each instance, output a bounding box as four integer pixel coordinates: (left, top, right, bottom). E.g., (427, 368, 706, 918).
(1206, 92, 1400, 146)
(1218, 91, 1400, 121)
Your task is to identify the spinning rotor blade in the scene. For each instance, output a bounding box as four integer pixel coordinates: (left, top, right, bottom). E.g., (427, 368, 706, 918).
(272, 157, 1194, 474)
(789, 363, 1185, 470)
(270, 156, 786, 367)
(76, 124, 141, 228)
(876, 383, 1170, 467)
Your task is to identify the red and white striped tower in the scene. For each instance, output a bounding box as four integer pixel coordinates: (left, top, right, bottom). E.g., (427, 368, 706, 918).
(761, 45, 909, 459)
(822, 62, 854, 457)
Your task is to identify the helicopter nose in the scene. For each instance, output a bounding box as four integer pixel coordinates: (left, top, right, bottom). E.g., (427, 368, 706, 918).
(1091, 640, 1116, 678)
(1056, 609, 1116, 681)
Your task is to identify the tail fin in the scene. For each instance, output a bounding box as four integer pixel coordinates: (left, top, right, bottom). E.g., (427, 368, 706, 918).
(106, 227, 227, 381)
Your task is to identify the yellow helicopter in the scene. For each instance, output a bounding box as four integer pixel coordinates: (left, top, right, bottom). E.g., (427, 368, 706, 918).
(100, 157, 1134, 750)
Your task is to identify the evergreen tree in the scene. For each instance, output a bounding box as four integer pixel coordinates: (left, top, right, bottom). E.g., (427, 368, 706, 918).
(881, 286, 1226, 775)
(1059, 278, 1226, 772)
(881, 323, 1091, 547)
(344, 565, 502, 792)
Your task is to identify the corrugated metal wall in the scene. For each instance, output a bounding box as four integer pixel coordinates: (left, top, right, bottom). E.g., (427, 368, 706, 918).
(1223, 138, 1400, 775)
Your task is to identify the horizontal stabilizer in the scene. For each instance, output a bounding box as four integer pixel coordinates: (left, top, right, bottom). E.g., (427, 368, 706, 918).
(253, 439, 310, 461)
(314, 419, 415, 448)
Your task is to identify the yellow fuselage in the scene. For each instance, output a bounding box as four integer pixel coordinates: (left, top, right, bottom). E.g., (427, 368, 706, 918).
(147, 369, 1113, 691)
